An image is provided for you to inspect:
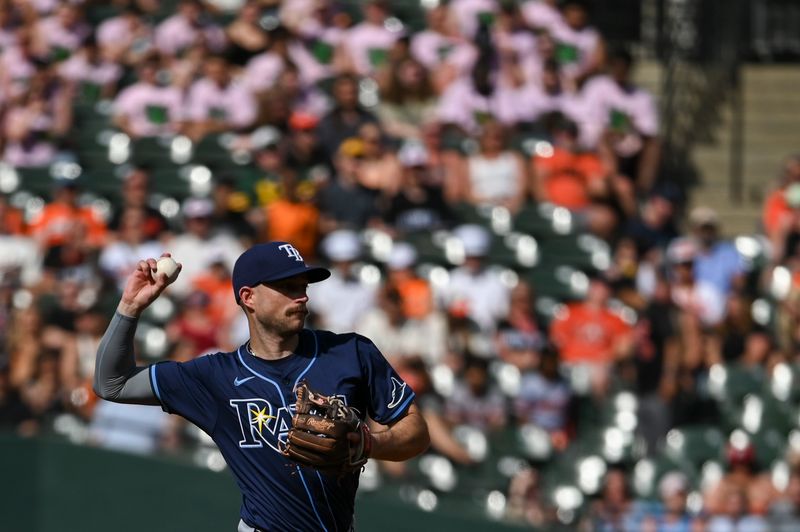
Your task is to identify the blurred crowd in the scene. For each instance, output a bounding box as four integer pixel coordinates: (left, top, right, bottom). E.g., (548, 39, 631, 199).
(0, 0, 799, 530)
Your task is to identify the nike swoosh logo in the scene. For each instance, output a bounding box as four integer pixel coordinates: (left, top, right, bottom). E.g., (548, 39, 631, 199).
(234, 376, 255, 387)
(387, 377, 407, 409)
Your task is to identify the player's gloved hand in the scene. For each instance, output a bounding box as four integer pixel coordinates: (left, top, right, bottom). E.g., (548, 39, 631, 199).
(283, 380, 372, 474)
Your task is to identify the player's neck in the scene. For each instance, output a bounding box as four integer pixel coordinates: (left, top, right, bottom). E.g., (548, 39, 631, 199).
(247, 331, 300, 361)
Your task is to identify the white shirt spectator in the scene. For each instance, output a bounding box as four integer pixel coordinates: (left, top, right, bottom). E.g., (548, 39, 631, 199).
(356, 308, 448, 365)
(445, 266, 510, 332)
(167, 232, 245, 297)
(307, 270, 377, 333)
(89, 400, 171, 455)
(155, 13, 226, 56)
(113, 82, 184, 137)
(0, 235, 42, 286)
(184, 77, 256, 129)
(580, 74, 659, 150)
(99, 240, 164, 291)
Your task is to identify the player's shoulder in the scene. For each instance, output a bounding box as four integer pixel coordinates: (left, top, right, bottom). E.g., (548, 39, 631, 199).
(178, 349, 241, 372)
(307, 329, 378, 354)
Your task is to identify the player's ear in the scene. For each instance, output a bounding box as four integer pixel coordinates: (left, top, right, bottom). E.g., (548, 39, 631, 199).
(239, 286, 255, 311)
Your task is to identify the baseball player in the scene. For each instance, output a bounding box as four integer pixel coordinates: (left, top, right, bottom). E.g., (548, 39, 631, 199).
(94, 242, 430, 531)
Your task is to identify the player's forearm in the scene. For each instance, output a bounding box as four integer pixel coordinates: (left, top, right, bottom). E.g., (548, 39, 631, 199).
(370, 404, 430, 461)
(93, 311, 158, 405)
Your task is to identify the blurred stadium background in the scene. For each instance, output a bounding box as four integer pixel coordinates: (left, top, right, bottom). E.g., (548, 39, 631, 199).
(1, 0, 800, 530)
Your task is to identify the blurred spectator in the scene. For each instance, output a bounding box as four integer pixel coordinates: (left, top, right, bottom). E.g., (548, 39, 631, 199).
(307, 229, 376, 333)
(704, 438, 777, 518)
(624, 184, 681, 256)
(96, 5, 154, 65)
(284, 111, 332, 184)
(393, 356, 474, 466)
(582, 49, 660, 192)
(495, 281, 544, 371)
(242, 24, 293, 94)
(376, 57, 437, 141)
(667, 238, 727, 331)
(419, 121, 468, 204)
(107, 167, 169, 241)
(99, 207, 164, 291)
(443, 224, 510, 334)
(520, 0, 563, 34)
(166, 291, 223, 354)
(356, 281, 447, 365)
(463, 120, 527, 214)
(224, 0, 268, 66)
(549, 275, 633, 395)
(59, 305, 107, 419)
(317, 138, 380, 233)
(638, 471, 696, 531)
(410, 4, 476, 91)
(58, 37, 123, 101)
(706, 485, 769, 532)
(381, 142, 454, 236)
(443, 355, 506, 431)
(449, 0, 497, 40)
(34, 4, 90, 62)
(112, 58, 184, 138)
(763, 154, 800, 248)
(209, 175, 257, 245)
(687, 206, 747, 297)
(3, 66, 72, 167)
(182, 55, 256, 140)
(354, 121, 402, 198)
(505, 467, 550, 527)
(154, 0, 226, 57)
(0, 196, 42, 287)
(770, 467, 800, 531)
(0, 27, 42, 100)
(550, 0, 605, 86)
(514, 346, 572, 450)
(89, 399, 172, 455)
(341, 0, 401, 76)
(261, 173, 320, 259)
(166, 197, 245, 297)
(28, 180, 107, 250)
(317, 73, 378, 159)
(586, 468, 638, 531)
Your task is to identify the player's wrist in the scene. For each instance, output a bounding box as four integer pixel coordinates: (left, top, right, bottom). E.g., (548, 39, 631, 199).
(117, 300, 144, 319)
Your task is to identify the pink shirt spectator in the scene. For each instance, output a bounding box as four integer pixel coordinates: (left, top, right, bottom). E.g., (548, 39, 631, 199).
(113, 82, 184, 138)
(436, 77, 524, 133)
(343, 21, 400, 75)
(549, 19, 601, 80)
(513, 82, 585, 125)
(243, 51, 285, 93)
(37, 16, 90, 56)
(59, 54, 123, 86)
(494, 29, 540, 84)
(520, 0, 563, 33)
(450, 0, 497, 38)
(0, 46, 37, 98)
(0, 26, 17, 51)
(97, 15, 154, 55)
(580, 75, 659, 149)
(3, 107, 56, 167)
(184, 78, 256, 128)
(155, 14, 226, 56)
(410, 30, 476, 75)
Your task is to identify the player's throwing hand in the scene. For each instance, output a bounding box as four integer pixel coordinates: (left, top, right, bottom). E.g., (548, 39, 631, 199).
(118, 254, 182, 318)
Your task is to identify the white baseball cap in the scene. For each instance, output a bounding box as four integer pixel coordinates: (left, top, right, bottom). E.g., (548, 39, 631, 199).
(322, 230, 361, 262)
(182, 197, 214, 219)
(387, 242, 418, 270)
(454, 224, 491, 257)
(398, 142, 429, 168)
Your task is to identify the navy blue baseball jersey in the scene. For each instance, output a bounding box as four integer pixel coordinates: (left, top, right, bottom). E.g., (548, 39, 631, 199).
(148, 329, 415, 531)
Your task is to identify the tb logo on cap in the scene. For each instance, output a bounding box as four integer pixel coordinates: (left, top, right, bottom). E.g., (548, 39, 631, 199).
(279, 244, 304, 262)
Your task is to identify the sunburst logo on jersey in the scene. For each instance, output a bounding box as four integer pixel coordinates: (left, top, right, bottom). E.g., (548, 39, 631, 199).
(251, 406, 277, 434)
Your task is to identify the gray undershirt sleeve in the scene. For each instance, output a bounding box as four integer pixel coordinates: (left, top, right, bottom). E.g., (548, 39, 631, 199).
(94, 311, 159, 405)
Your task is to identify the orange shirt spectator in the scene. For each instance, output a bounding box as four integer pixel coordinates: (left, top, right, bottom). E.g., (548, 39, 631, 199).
(534, 146, 607, 211)
(394, 277, 433, 319)
(763, 186, 793, 239)
(28, 185, 107, 248)
(549, 302, 632, 364)
(264, 195, 320, 260)
(0, 198, 26, 235)
(192, 265, 237, 327)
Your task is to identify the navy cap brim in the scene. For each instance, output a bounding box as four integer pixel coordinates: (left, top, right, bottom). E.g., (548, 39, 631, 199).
(259, 265, 331, 285)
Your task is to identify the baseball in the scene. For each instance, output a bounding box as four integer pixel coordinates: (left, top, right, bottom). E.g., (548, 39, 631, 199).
(155, 256, 179, 282)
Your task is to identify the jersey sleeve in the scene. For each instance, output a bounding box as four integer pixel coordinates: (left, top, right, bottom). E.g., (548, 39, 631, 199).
(149, 356, 219, 433)
(356, 335, 416, 424)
